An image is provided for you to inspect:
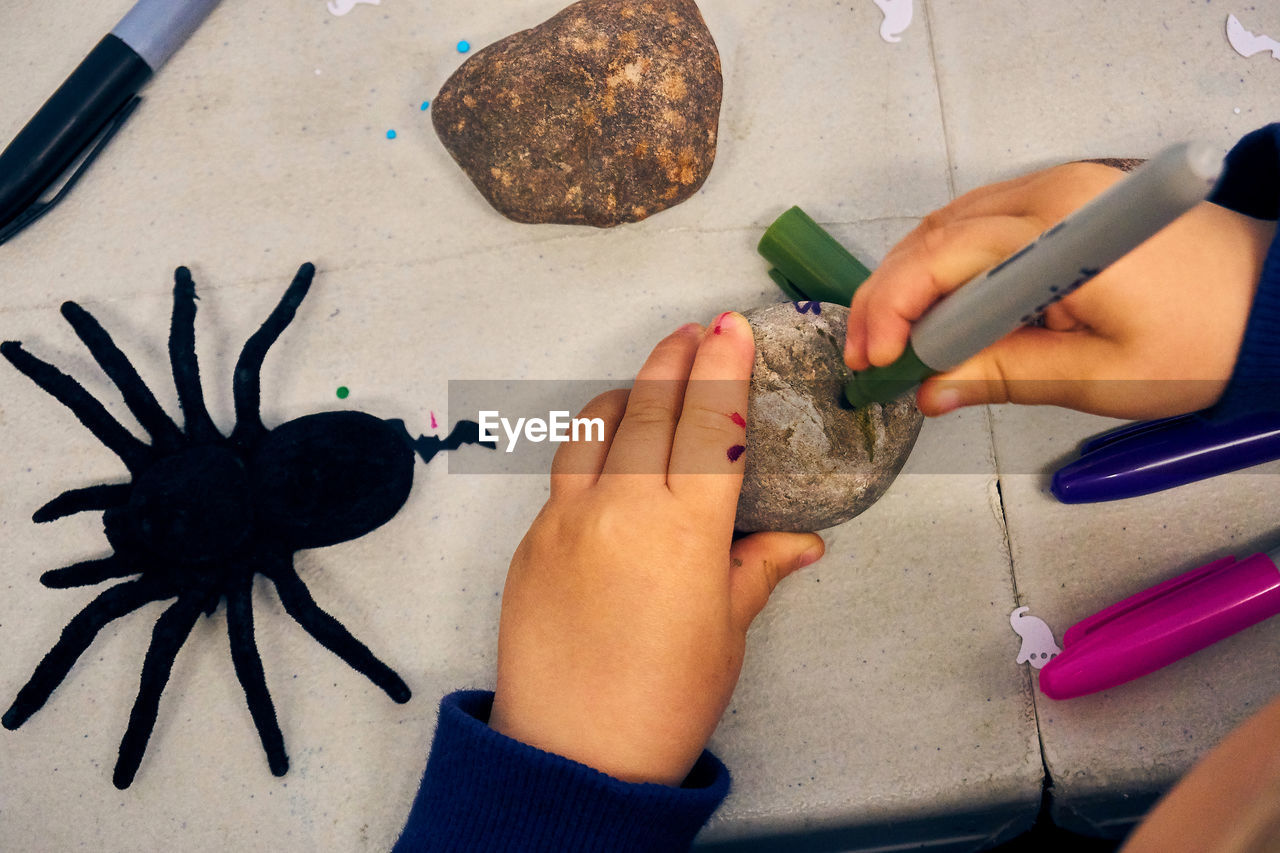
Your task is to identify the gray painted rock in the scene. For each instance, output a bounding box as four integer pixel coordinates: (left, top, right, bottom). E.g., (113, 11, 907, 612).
(735, 302, 923, 532)
(432, 0, 722, 227)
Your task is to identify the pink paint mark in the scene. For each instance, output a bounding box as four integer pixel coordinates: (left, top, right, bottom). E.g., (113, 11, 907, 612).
(713, 312, 731, 335)
(728, 412, 746, 428)
(430, 411, 438, 430)
(727, 444, 746, 463)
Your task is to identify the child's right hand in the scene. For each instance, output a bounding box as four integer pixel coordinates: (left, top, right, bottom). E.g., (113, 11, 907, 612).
(843, 162, 1277, 419)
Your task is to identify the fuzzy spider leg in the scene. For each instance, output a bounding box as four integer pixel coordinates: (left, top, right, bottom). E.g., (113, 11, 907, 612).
(226, 577, 289, 776)
(169, 267, 222, 443)
(41, 555, 140, 589)
(33, 483, 132, 523)
(266, 561, 412, 703)
(113, 594, 205, 789)
(229, 262, 316, 447)
(60, 302, 184, 452)
(3, 577, 170, 730)
(0, 341, 151, 472)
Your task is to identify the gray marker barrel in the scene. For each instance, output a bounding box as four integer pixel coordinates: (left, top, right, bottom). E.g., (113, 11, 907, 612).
(911, 141, 1222, 372)
(113, 0, 223, 71)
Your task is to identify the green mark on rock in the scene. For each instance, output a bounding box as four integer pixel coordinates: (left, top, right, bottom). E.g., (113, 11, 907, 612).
(851, 405, 877, 462)
(336, 386, 350, 399)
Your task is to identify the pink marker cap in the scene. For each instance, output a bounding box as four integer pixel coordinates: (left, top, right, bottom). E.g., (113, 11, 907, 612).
(1040, 551, 1280, 700)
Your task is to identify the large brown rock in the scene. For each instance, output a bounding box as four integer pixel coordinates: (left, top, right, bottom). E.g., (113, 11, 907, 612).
(431, 0, 723, 227)
(736, 302, 923, 532)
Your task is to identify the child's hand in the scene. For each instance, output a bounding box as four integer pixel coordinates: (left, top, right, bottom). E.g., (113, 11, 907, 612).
(844, 162, 1277, 419)
(1120, 690, 1280, 853)
(488, 314, 824, 786)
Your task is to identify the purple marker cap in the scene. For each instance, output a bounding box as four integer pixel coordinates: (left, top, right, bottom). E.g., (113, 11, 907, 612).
(1039, 548, 1280, 699)
(1051, 410, 1280, 503)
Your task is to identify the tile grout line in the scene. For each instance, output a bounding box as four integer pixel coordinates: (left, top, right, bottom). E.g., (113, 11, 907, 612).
(923, 1, 1053, 806)
(985, 402, 1056, 808)
(921, 0, 959, 202)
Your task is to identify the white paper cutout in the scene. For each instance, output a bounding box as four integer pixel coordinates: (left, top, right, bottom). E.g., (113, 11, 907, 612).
(1010, 606, 1061, 670)
(873, 0, 914, 43)
(1226, 14, 1280, 60)
(328, 0, 381, 17)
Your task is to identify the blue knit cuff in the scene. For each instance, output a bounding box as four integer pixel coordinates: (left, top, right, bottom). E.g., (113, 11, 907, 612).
(393, 691, 730, 853)
(1209, 123, 1280, 220)
(1209, 123, 1280, 417)
(1212, 233, 1280, 416)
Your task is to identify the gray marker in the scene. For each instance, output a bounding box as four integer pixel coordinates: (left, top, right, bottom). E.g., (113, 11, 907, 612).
(114, 0, 222, 70)
(845, 141, 1224, 407)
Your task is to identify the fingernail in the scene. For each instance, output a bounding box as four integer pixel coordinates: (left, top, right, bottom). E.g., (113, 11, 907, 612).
(933, 387, 963, 415)
(677, 322, 702, 336)
(797, 545, 824, 569)
(710, 312, 736, 336)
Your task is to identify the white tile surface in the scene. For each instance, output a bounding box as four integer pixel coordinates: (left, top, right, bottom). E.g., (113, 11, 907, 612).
(990, 404, 1280, 836)
(928, 0, 1280, 193)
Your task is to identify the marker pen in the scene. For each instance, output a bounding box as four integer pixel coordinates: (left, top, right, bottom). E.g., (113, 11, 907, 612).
(1039, 543, 1280, 699)
(1052, 409, 1280, 503)
(0, 0, 223, 244)
(844, 141, 1224, 407)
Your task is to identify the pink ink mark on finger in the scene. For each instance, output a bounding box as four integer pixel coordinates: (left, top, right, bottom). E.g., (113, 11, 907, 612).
(713, 312, 732, 335)
(727, 444, 746, 463)
(727, 412, 746, 428)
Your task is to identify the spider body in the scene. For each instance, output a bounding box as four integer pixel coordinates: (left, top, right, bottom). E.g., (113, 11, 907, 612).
(250, 411, 415, 550)
(1, 263, 486, 788)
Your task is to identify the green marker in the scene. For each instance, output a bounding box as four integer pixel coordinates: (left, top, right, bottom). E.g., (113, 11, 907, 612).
(758, 206, 871, 306)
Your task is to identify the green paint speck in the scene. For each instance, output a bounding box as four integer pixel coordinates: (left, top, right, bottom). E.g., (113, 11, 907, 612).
(336, 386, 350, 399)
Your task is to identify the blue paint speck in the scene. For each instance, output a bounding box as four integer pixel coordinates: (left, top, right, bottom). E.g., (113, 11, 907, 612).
(457, 40, 471, 53)
(420, 100, 430, 111)
(386, 129, 397, 139)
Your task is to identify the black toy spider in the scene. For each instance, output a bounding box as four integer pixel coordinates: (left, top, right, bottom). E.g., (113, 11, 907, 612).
(2, 262, 491, 789)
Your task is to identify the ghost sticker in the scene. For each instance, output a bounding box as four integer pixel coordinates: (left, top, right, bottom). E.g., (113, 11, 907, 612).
(1010, 606, 1061, 669)
(872, 0, 913, 43)
(328, 0, 381, 16)
(325, 0, 378, 16)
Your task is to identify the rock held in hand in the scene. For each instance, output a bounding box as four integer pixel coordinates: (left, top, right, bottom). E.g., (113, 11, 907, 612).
(432, 0, 723, 227)
(735, 302, 923, 533)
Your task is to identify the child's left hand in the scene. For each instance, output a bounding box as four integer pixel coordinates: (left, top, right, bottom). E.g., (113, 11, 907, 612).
(489, 313, 825, 786)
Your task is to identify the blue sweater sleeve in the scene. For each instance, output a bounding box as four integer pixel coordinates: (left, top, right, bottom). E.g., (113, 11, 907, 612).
(1208, 123, 1280, 415)
(393, 691, 730, 852)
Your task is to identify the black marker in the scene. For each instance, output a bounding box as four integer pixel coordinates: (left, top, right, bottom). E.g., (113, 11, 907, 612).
(0, 0, 223, 246)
